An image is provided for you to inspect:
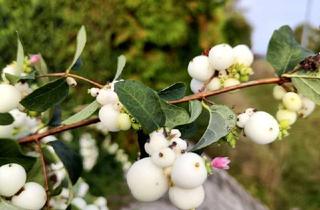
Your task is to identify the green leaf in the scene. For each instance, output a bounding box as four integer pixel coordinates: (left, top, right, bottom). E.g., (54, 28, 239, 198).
(267, 25, 313, 75)
(21, 78, 69, 112)
(27, 158, 45, 185)
(188, 100, 202, 123)
(191, 105, 236, 151)
(0, 113, 14, 125)
(115, 80, 165, 133)
(16, 36, 24, 73)
(62, 101, 100, 125)
(0, 139, 36, 170)
(113, 55, 126, 81)
(49, 140, 83, 184)
(292, 77, 320, 105)
(34, 55, 49, 85)
(0, 198, 24, 210)
(158, 82, 186, 101)
(68, 26, 87, 71)
(160, 101, 190, 129)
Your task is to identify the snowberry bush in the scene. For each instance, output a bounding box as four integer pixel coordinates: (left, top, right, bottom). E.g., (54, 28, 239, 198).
(0, 25, 319, 210)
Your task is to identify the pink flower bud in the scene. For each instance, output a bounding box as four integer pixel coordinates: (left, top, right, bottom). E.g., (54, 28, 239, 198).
(211, 157, 230, 170)
(30, 54, 41, 64)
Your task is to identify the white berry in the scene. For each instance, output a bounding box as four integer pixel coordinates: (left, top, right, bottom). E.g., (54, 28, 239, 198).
(126, 158, 168, 202)
(72, 197, 87, 209)
(169, 137, 188, 155)
(98, 105, 120, 132)
(236, 113, 250, 128)
(151, 147, 176, 168)
(0, 163, 26, 197)
(169, 185, 205, 210)
(208, 44, 234, 71)
(117, 113, 131, 130)
(244, 111, 280, 144)
(299, 96, 316, 118)
(282, 92, 302, 112)
(273, 85, 287, 100)
(190, 79, 204, 93)
(245, 108, 256, 116)
(170, 129, 181, 138)
(187, 55, 214, 81)
(0, 84, 22, 113)
(96, 89, 119, 105)
(171, 153, 207, 189)
(207, 77, 221, 91)
(232, 44, 254, 66)
(276, 109, 297, 125)
(223, 78, 240, 88)
(11, 182, 47, 210)
(145, 135, 169, 155)
(88, 88, 100, 97)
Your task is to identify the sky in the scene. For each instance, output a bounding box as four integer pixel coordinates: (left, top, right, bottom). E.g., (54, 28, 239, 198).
(236, 0, 320, 55)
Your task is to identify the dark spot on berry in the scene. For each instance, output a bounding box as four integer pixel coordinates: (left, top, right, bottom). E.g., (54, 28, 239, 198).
(195, 162, 200, 168)
(159, 152, 164, 158)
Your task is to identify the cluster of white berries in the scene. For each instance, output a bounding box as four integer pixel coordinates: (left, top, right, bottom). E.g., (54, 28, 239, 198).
(70, 181, 109, 210)
(188, 44, 254, 94)
(0, 108, 41, 139)
(0, 163, 46, 210)
(126, 128, 208, 210)
(273, 86, 315, 138)
(102, 136, 132, 172)
(80, 133, 99, 171)
(237, 109, 280, 144)
(89, 84, 132, 133)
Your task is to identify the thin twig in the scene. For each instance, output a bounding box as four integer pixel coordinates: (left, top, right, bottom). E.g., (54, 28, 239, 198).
(18, 77, 289, 144)
(35, 141, 50, 209)
(38, 73, 104, 88)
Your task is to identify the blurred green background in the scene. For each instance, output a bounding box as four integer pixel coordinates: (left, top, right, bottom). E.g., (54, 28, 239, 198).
(0, 0, 319, 209)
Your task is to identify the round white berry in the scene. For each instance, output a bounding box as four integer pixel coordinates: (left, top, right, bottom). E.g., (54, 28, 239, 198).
(236, 113, 250, 128)
(170, 129, 181, 138)
(66, 77, 77, 87)
(117, 113, 131, 131)
(190, 79, 204, 93)
(11, 182, 47, 210)
(0, 84, 22, 113)
(244, 108, 256, 116)
(171, 153, 207, 189)
(208, 44, 234, 71)
(0, 163, 26, 197)
(223, 78, 240, 88)
(299, 96, 316, 118)
(276, 109, 297, 125)
(169, 185, 205, 210)
(72, 197, 87, 209)
(151, 147, 176, 168)
(207, 77, 221, 91)
(88, 88, 100, 97)
(0, 124, 14, 138)
(232, 44, 254, 66)
(2, 64, 20, 82)
(273, 85, 287, 100)
(187, 55, 214, 81)
(244, 111, 280, 144)
(98, 105, 120, 132)
(149, 128, 165, 139)
(144, 135, 169, 155)
(282, 92, 302, 112)
(169, 138, 188, 155)
(126, 158, 168, 202)
(96, 89, 119, 105)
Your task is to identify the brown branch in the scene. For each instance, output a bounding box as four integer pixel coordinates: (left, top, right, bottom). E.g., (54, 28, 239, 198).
(38, 73, 104, 88)
(18, 77, 289, 144)
(19, 118, 100, 144)
(35, 141, 50, 209)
